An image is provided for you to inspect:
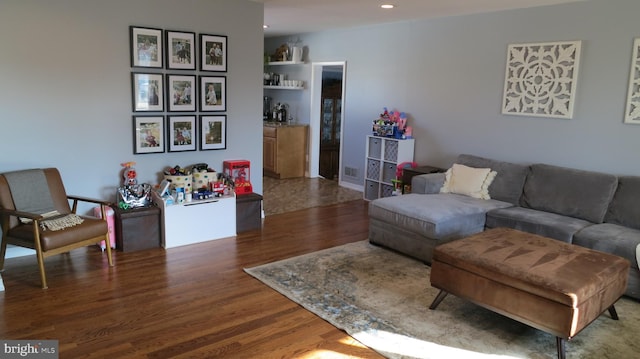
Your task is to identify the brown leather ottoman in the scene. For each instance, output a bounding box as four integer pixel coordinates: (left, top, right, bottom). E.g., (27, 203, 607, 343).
(429, 227, 630, 359)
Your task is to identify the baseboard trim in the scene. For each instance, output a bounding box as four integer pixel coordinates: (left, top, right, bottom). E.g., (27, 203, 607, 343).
(339, 180, 364, 193)
(5, 245, 35, 259)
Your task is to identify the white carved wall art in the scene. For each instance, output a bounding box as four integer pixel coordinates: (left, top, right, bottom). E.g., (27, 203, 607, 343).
(624, 38, 640, 124)
(502, 41, 582, 119)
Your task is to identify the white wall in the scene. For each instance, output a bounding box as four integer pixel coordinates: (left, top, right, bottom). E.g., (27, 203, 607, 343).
(0, 0, 264, 199)
(267, 0, 640, 189)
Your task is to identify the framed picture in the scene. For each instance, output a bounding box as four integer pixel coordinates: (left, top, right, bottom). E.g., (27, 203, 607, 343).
(200, 76, 226, 111)
(200, 115, 226, 150)
(167, 115, 196, 152)
(132, 73, 164, 112)
(167, 74, 196, 112)
(200, 34, 227, 72)
(166, 30, 195, 70)
(133, 115, 165, 154)
(130, 26, 163, 68)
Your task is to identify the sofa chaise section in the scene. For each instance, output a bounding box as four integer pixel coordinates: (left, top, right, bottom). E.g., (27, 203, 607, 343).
(369, 193, 512, 263)
(369, 154, 527, 263)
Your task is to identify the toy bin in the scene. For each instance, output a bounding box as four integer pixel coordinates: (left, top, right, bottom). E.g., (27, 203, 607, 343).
(192, 171, 217, 190)
(93, 206, 116, 250)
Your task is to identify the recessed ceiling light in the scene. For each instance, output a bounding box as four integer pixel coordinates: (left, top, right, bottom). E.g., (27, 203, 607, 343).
(381, 4, 395, 9)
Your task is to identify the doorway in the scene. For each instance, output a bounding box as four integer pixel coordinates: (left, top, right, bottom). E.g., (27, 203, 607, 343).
(319, 66, 343, 180)
(309, 62, 346, 181)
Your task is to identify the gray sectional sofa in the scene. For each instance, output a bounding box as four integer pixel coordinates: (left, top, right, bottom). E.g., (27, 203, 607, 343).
(368, 154, 640, 300)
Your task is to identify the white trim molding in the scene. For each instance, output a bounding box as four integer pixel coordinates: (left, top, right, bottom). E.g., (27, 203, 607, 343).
(502, 40, 582, 119)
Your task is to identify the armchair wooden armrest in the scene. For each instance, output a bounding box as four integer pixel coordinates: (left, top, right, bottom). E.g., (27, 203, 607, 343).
(67, 195, 113, 206)
(66, 195, 114, 214)
(0, 208, 45, 221)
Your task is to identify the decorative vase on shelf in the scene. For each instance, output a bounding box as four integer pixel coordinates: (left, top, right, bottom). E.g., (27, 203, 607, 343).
(291, 47, 303, 62)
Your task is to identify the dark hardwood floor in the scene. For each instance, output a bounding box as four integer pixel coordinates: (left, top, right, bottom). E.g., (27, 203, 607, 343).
(0, 199, 384, 358)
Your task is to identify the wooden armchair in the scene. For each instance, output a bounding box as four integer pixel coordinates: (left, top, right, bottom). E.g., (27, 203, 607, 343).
(0, 168, 113, 289)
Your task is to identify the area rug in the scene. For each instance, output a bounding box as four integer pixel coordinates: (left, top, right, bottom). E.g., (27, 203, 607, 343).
(244, 240, 640, 359)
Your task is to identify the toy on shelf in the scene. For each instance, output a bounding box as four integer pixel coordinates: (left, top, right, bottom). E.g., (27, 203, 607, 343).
(223, 160, 253, 195)
(121, 161, 138, 186)
(372, 107, 412, 139)
(211, 181, 226, 196)
(117, 162, 151, 209)
(159, 163, 233, 203)
(192, 189, 215, 200)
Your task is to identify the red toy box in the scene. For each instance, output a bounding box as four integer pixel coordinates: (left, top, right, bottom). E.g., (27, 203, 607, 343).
(223, 160, 253, 195)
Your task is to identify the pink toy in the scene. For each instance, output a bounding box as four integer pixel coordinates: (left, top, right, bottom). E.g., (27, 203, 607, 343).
(93, 206, 116, 250)
(405, 126, 413, 138)
(396, 161, 417, 179)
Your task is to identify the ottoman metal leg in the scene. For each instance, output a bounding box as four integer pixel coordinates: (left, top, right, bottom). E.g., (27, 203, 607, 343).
(556, 305, 618, 359)
(556, 337, 566, 359)
(429, 289, 448, 310)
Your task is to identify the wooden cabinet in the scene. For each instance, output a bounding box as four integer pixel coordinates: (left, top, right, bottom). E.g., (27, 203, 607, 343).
(263, 134, 277, 173)
(263, 125, 308, 179)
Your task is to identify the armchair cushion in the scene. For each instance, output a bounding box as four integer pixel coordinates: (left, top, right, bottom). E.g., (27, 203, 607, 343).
(8, 218, 108, 251)
(4, 169, 58, 214)
(4, 169, 85, 231)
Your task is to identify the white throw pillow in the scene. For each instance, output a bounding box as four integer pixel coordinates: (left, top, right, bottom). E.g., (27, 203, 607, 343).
(440, 163, 497, 200)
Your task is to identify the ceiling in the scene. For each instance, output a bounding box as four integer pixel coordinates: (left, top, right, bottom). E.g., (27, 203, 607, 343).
(255, 0, 587, 38)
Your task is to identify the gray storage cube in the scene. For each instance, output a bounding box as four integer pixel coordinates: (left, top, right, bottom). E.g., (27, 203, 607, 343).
(381, 184, 395, 198)
(365, 180, 380, 200)
(382, 162, 397, 183)
(384, 140, 399, 161)
(368, 137, 382, 158)
(367, 159, 381, 180)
